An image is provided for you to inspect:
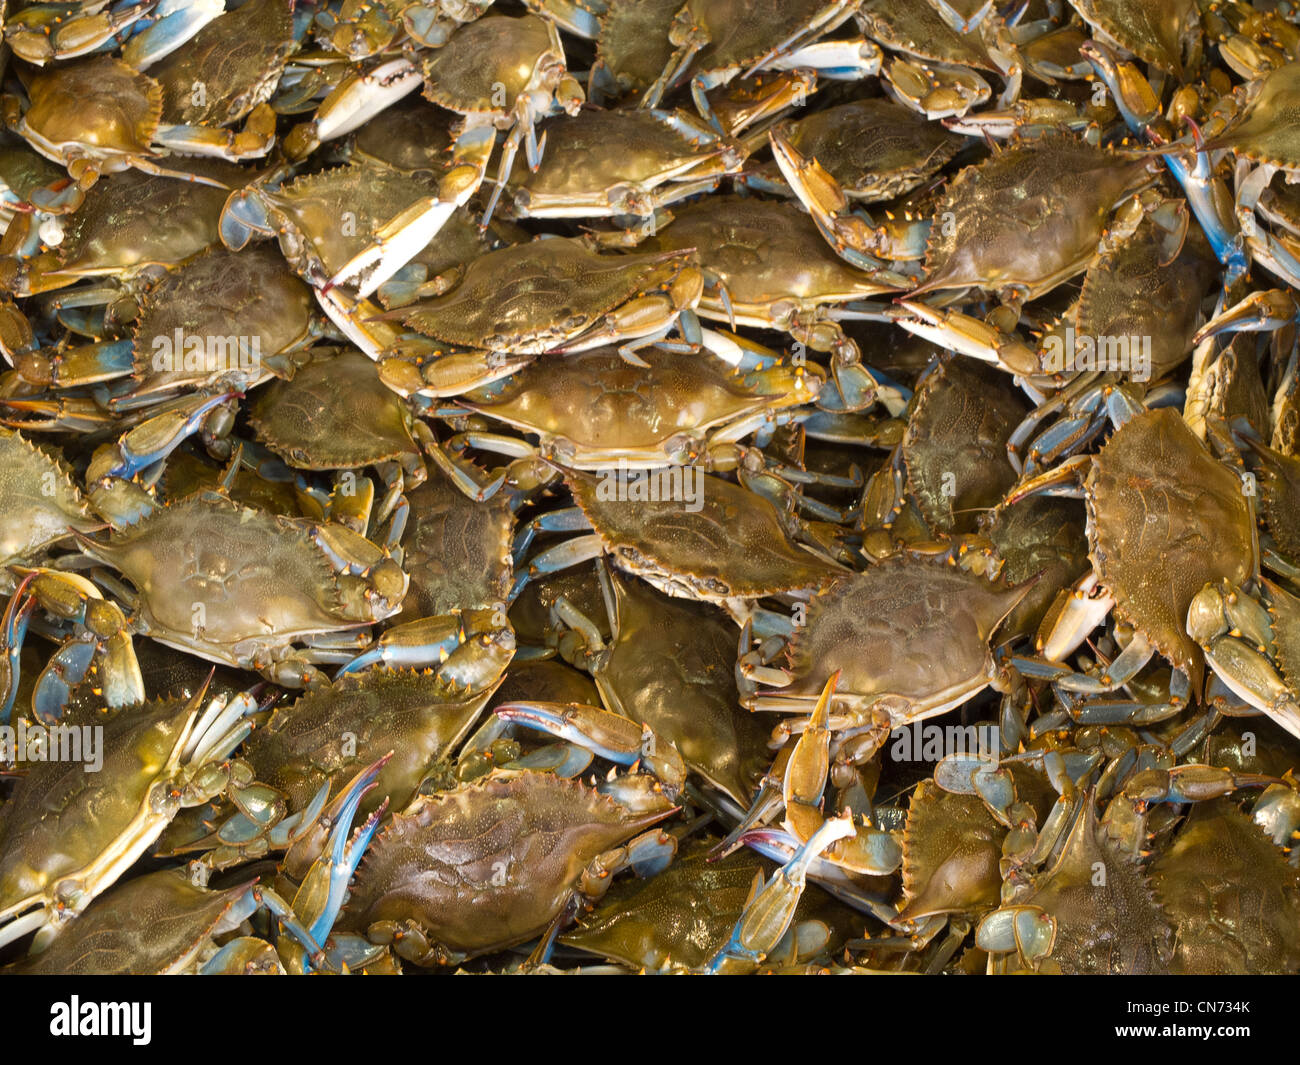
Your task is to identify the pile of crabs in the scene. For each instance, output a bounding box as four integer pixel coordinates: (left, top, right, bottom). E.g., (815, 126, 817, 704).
(0, 0, 1299, 976)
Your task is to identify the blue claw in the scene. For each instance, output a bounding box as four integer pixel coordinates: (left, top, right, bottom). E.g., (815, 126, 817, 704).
(0, 575, 37, 725)
(107, 390, 239, 479)
(705, 817, 855, 973)
(308, 797, 387, 950)
(32, 636, 97, 725)
(1081, 42, 1248, 281)
(495, 701, 643, 766)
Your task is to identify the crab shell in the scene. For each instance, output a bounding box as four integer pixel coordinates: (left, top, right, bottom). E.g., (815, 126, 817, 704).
(643, 196, 899, 324)
(0, 427, 99, 572)
(460, 346, 817, 469)
(1151, 797, 1300, 974)
(982, 495, 1091, 641)
(899, 781, 1006, 922)
(675, 0, 859, 75)
(15, 55, 163, 174)
(251, 159, 484, 284)
(914, 136, 1155, 300)
(1246, 437, 1300, 562)
(565, 468, 848, 604)
(150, 0, 296, 126)
(248, 347, 419, 470)
(1208, 61, 1300, 172)
(857, 0, 1001, 70)
(0, 697, 206, 925)
(420, 13, 568, 117)
(506, 107, 731, 216)
(128, 244, 316, 398)
(1085, 407, 1256, 691)
(74, 495, 406, 670)
(772, 554, 1032, 720)
(242, 668, 495, 818)
(7, 868, 253, 975)
(401, 236, 701, 353)
(1074, 206, 1218, 384)
(774, 98, 966, 204)
(560, 843, 854, 971)
(339, 770, 676, 964)
(350, 97, 455, 172)
(1067, 0, 1198, 77)
(1018, 798, 1174, 974)
(594, 0, 684, 96)
(901, 357, 1028, 536)
(593, 572, 772, 806)
(395, 471, 514, 625)
(18, 163, 239, 294)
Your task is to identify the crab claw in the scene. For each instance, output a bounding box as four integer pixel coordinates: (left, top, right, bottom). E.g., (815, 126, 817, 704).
(704, 814, 855, 973)
(891, 300, 1041, 377)
(1193, 289, 1300, 344)
(280, 755, 392, 973)
(0, 572, 38, 724)
(92, 390, 240, 481)
(496, 701, 645, 764)
(496, 700, 687, 796)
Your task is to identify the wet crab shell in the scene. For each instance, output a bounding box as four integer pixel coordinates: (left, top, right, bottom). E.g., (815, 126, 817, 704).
(242, 668, 495, 818)
(565, 468, 848, 602)
(17, 55, 164, 166)
(129, 244, 316, 395)
(459, 346, 807, 467)
(560, 843, 856, 971)
(255, 159, 489, 284)
(0, 697, 200, 917)
(1207, 61, 1300, 172)
(19, 164, 238, 290)
(594, 0, 683, 96)
(595, 573, 772, 806)
(339, 771, 675, 964)
(395, 471, 514, 625)
(1067, 0, 1199, 77)
(677, 0, 858, 74)
(507, 107, 730, 211)
(149, 0, 297, 126)
(643, 196, 899, 319)
(248, 347, 419, 470)
(1085, 407, 1256, 690)
(778, 555, 1031, 715)
(400, 237, 700, 352)
(901, 357, 1028, 536)
(981, 495, 1091, 641)
(1150, 798, 1300, 974)
(1018, 797, 1174, 974)
(74, 495, 394, 660)
(420, 13, 566, 116)
(857, 0, 1001, 70)
(7, 869, 253, 975)
(914, 136, 1155, 299)
(0, 427, 99, 569)
(1074, 208, 1218, 384)
(774, 98, 966, 204)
